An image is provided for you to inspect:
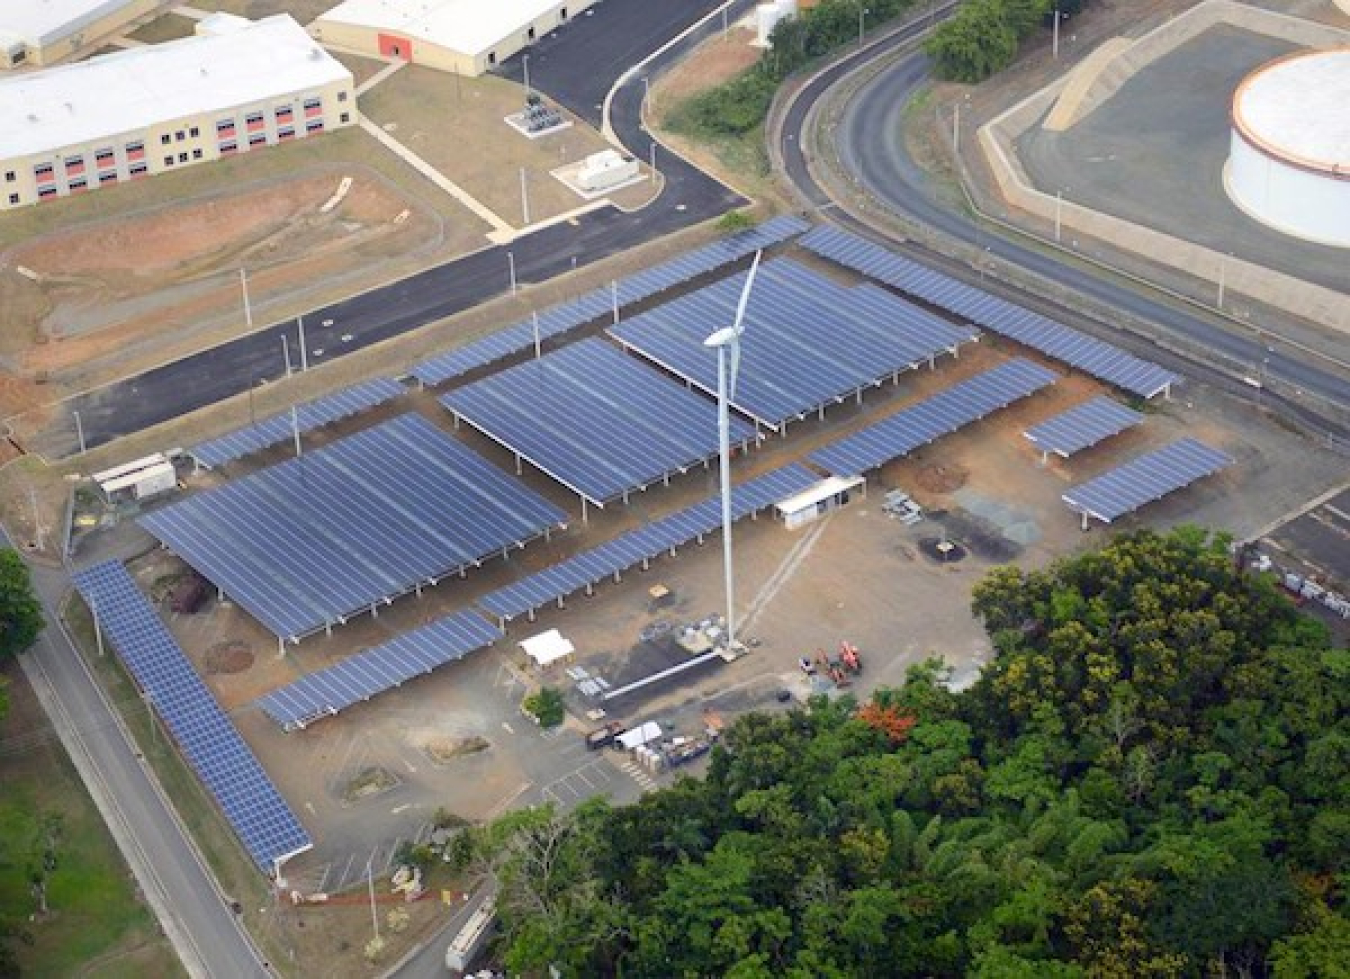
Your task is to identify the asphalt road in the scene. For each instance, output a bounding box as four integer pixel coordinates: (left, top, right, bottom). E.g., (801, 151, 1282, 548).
(775, 14, 1350, 435)
(58, 0, 752, 456)
(12, 539, 270, 979)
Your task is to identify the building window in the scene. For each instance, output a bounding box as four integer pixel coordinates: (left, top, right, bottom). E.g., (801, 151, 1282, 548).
(216, 119, 235, 134)
(34, 164, 54, 182)
(178, 152, 189, 163)
(4, 171, 14, 182)
(175, 130, 186, 142)
(303, 97, 322, 110)
(125, 141, 145, 161)
(192, 148, 203, 160)
(339, 112, 350, 124)
(306, 120, 324, 133)
(488, 51, 497, 66)
(164, 155, 174, 166)
(249, 133, 266, 147)
(246, 112, 264, 133)
(189, 126, 199, 138)
(337, 90, 348, 102)
(277, 126, 295, 140)
(99, 171, 118, 185)
(68, 178, 87, 192)
(220, 141, 237, 155)
(38, 186, 57, 199)
(95, 149, 114, 165)
(64, 156, 85, 176)
(8, 193, 18, 204)
(129, 163, 147, 178)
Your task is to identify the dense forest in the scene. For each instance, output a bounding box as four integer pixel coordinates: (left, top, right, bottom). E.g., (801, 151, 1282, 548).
(467, 528, 1349, 977)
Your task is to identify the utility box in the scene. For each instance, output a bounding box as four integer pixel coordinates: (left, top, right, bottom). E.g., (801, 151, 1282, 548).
(92, 454, 179, 503)
(577, 150, 638, 192)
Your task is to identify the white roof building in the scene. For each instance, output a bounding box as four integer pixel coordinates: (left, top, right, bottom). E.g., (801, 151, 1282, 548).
(1, 0, 162, 68)
(313, 0, 598, 76)
(0, 14, 356, 210)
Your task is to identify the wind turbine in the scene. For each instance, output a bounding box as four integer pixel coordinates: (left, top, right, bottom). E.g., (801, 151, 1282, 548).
(703, 249, 762, 653)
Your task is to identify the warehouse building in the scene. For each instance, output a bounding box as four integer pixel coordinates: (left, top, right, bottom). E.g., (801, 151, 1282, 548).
(1, 0, 164, 69)
(0, 14, 355, 211)
(312, 0, 598, 76)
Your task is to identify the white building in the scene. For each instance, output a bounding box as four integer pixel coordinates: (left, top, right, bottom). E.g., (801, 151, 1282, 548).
(1226, 47, 1350, 248)
(1, 0, 165, 68)
(0, 14, 356, 211)
(312, 0, 598, 76)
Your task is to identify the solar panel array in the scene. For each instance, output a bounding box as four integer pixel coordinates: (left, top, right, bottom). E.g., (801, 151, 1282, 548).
(609, 258, 978, 428)
(410, 215, 810, 387)
(71, 561, 311, 872)
(800, 226, 1178, 399)
(255, 610, 502, 731)
(1062, 437, 1232, 525)
(440, 338, 757, 507)
(809, 358, 1058, 475)
(1024, 396, 1144, 458)
(190, 377, 405, 469)
(478, 463, 819, 623)
(141, 413, 567, 641)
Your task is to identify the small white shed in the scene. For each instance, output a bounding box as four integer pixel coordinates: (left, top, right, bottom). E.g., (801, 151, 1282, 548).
(520, 629, 575, 671)
(775, 475, 865, 530)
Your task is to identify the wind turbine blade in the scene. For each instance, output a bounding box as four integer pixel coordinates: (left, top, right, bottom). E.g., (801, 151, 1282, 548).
(731, 250, 762, 336)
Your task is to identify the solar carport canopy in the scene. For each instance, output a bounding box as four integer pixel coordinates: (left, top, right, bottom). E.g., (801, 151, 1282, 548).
(140, 413, 567, 641)
(609, 258, 978, 429)
(440, 338, 756, 507)
(256, 610, 501, 731)
(1024, 396, 1144, 458)
(409, 215, 810, 387)
(1062, 438, 1232, 525)
(810, 358, 1058, 475)
(72, 562, 311, 872)
(800, 225, 1178, 399)
(190, 377, 405, 469)
(478, 463, 819, 623)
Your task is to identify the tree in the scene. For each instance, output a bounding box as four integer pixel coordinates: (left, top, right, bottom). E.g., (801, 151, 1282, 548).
(0, 549, 42, 663)
(521, 686, 565, 728)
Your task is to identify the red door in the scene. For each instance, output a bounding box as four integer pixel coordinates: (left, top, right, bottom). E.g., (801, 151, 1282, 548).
(377, 33, 412, 60)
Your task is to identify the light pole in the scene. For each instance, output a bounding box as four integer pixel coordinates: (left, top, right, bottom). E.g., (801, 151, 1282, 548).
(508, 251, 517, 294)
(702, 250, 762, 653)
(72, 410, 86, 455)
(239, 267, 253, 327)
(649, 140, 657, 183)
(522, 54, 531, 97)
(519, 167, 530, 225)
(1052, 8, 1063, 59)
(858, 6, 868, 47)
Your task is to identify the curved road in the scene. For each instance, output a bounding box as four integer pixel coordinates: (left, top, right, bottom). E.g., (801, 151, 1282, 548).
(775, 15, 1350, 435)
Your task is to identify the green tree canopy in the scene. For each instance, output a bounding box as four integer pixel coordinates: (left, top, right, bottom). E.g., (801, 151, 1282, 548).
(0, 549, 42, 666)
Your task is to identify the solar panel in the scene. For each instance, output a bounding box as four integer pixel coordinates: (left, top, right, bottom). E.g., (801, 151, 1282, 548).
(410, 215, 810, 387)
(256, 610, 501, 731)
(1061, 437, 1232, 526)
(799, 225, 1178, 399)
(1024, 396, 1144, 458)
(809, 358, 1058, 475)
(71, 561, 310, 873)
(609, 258, 978, 429)
(190, 377, 405, 469)
(141, 413, 567, 641)
(478, 463, 819, 623)
(440, 338, 757, 507)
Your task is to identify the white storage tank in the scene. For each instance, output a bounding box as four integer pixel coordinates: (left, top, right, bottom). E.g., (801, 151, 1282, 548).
(1225, 48, 1350, 248)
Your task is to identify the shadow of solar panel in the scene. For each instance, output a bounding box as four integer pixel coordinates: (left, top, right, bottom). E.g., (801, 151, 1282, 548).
(142, 413, 567, 641)
(478, 463, 819, 622)
(809, 358, 1059, 475)
(256, 610, 501, 730)
(409, 215, 810, 386)
(440, 338, 756, 507)
(70, 561, 310, 872)
(190, 377, 405, 469)
(800, 226, 1178, 399)
(1024, 396, 1144, 458)
(1062, 437, 1233, 524)
(609, 258, 979, 428)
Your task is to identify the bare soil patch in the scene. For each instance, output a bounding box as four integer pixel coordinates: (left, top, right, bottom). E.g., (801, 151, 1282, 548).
(423, 736, 492, 765)
(913, 461, 970, 494)
(204, 641, 255, 676)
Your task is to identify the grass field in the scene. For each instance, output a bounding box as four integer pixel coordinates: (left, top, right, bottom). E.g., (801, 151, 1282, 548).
(0, 663, 182, 977)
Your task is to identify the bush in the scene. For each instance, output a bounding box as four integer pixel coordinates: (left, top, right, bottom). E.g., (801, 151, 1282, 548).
(522, 687, 565, 728)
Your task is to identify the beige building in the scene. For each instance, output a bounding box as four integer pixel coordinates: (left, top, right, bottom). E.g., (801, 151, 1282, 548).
(1, 0, 166, 69)
(312, 0, 598, 76)
(0, 14, 355, 211)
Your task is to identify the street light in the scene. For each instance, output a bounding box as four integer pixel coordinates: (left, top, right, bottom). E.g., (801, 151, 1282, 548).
(858, 6, 869, 47)
(703, 250, 762, 653)
(522, 54, 531, 97)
